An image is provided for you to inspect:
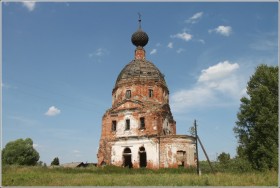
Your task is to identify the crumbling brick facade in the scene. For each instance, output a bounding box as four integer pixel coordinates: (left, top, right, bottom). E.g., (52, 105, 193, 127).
(97, 21, 196, 169)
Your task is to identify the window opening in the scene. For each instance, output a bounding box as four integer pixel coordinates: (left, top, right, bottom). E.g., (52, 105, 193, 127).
(140, 117, 145, 129)
(112, 120, 117, 131)
(125, 119, 130, 130)
(149, 89, 153, 98)
(126, 90, 131, 99)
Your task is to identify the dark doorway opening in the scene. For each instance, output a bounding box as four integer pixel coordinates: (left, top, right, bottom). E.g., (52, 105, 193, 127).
(123, 148, 133, 168)
(139, 147, 147, 168)
(177, 150, 186, 168)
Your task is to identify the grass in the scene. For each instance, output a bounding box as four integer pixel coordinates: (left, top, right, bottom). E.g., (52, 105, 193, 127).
(2, 165, 278, 186)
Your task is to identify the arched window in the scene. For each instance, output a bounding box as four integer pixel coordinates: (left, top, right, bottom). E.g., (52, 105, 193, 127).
(139, 146, 147, 168)
(123, 147, 131, 154)
(123, 147, 132, 168)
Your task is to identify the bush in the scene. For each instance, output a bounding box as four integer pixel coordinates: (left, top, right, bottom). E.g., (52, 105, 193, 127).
(2, 138, 39, 166)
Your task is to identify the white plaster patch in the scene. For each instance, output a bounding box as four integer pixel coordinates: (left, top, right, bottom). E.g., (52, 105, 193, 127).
(116, 114, 139, 137)
(111, 138, 159, 167)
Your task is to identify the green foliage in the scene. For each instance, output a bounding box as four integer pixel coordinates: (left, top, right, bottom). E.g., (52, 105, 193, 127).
(51, 157, 60, 166)
(2, 138, 40, 166)
(200, 158, 253, 173)
(217, 152, 230, 164)
(37, 161, 43, 166)
(188, 126, 196, 136)
(234, 64, 278, 170)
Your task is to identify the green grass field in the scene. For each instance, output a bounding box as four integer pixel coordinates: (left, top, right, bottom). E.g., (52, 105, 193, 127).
(2, 165, 278, 186)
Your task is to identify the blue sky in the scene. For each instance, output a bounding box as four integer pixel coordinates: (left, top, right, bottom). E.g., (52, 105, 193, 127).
(2, 2, 278, 165)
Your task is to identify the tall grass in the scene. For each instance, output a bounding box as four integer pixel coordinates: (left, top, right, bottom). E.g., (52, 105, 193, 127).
(2, 165, 278, 186)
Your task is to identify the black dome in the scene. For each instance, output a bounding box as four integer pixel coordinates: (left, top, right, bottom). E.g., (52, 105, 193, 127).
(131, 29, 149, 47)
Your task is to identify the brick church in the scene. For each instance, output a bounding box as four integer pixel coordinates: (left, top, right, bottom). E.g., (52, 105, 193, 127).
(97, 17, 196, 169)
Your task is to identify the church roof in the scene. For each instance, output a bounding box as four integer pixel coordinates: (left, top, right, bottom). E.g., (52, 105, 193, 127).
(114, 59, 167, 88)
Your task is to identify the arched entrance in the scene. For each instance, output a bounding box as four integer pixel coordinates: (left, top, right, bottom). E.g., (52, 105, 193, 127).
(123, 147, 132, 168)
(139, 146, 147, 168)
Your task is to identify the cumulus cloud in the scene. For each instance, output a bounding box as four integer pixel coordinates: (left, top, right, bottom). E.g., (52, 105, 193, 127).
(209, 26, 232, 36)
(45, 106, 61, 116)
(186, 12, 203, 24)
(167, 42, 173, 49)
(171, 61, 245, 112)
(198, 61, 239, 82)
(171, 32, 192, 42)
(150, 49, 157, 55)
(22, 1, 36, 11)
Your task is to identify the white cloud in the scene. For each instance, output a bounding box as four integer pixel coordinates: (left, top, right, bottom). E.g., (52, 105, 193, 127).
(186, 12, 203, 24)
(21, 1, 36, 11)
(171, 32, 192, 42)
(176, 48, 185, 54)
(150, 49, 157, 55)
(2, 83, 17, 89)
(9, 116, 38, 126)
(171, 86, 215, 111)
(209, 26, 232, 37)
(45, 106, 61, 116)
(171, 61, 245, 112)
(249, 32, 277, 51)
(198, 61, 239, 82)
(73, 150, 80, 153)
(89, 48, 108, 58)
(198, 39, 205, 44)
(167, 42, 173, 49)
(33, 143, 42, 148)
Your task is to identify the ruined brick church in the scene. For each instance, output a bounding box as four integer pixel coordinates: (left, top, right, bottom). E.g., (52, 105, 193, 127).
(97, 17, 196, 169)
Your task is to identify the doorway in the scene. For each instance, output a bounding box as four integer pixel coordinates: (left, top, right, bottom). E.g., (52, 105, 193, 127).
(139, 146, 147, 168)
(123, 147, 132, 168)
(177, 150, 186, 167)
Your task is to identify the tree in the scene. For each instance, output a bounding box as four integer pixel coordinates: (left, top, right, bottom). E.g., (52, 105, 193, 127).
(51, 157, 60, 166)
(2, 138, 40, 165)
(217, 152, 230, 164)
(188, 126, 195, 136)
(37, 161, 43, 166)
(234, 64, 278, 170)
